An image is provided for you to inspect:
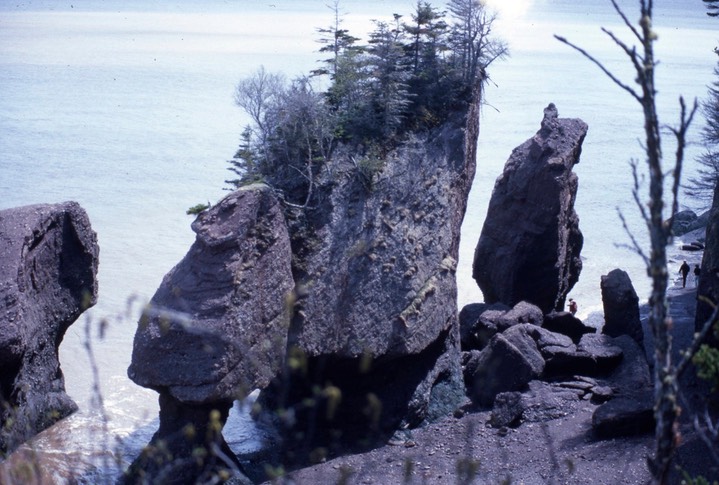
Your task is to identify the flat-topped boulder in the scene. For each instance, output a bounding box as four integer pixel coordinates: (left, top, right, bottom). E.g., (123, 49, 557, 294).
(473, 103, 587, 313)
(0, 202, 98, 455)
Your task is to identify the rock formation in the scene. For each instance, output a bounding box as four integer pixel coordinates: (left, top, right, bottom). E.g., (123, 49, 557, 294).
(697, 182, 719, 341)
(463, 321, 629, 408)
(125, 186, 294, 482)
(473, 103, 587, 313)
(125, 83, 483, 478)
(543, 311, 595, 343)
(600, 268, 644, 347)
(459, 301, 542, 351)
(259, 89, 481, 457)
(672, 209, 710, 237)
(0, 202, 99, 456)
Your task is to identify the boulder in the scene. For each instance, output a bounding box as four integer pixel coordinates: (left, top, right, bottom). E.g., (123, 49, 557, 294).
(503, 323, 574, 355)
(543, 311, 595, 343)
(497, 301, 544, 329)
(516, 380, 581, 423)
(473, 103, 587, 314)
(671, 209, 699, 236)
(697, 182, 719, 341)
(464, 330, 545, 407)
(490, 380, 581, 428)
(0, 202, 99, 455)
(543, 333, 623, 378)
(125, 186, 294, 482)
(592, 391, 654, 439)
(490, 392, 523, 428)
(458, 301, 539, 351)
(603, 335, 651, 395)
(671, 209, 709, 237)
(601, 268, 644, 347)
(459, 302, 510, 350)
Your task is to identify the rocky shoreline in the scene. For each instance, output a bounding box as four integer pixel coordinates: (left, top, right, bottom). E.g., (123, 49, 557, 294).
(254, 247, 717, 484)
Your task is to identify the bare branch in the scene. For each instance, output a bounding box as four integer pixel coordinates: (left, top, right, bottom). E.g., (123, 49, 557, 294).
(616, 208, 649, 265)
(601, 27, 646, 85)
(692, 410, 719, 464)
(667, 97, 699, 234)
(610, 0, 643, 43)
(554, 35, 642, 102)
(629, 158, 651, 224)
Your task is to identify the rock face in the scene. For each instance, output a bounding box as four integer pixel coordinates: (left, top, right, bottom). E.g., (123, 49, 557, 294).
(697, 182, 719, 339)
(125, 186, 293, 482)
(128, 186, 293, 402)
(600, 268, 644, 347)
(473, 104, 587, 314)
(257, 87, 483, 452)
(671, 209, 710, 237)
(0, 202, 99, 456)
(459, 301, 540, 351)
(127, 86, 484, 476)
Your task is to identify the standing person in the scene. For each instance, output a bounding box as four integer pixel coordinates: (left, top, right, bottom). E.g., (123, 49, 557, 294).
(568, 298, 577, 315)
(694, 264, 701, 287)
(679, 261, 690, 288)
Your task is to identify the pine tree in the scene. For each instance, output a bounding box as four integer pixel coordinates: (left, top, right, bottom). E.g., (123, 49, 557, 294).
(225, 125, 260, 189)
(365, 18, 412, 138)
(685, 61, 719, 203)
(705, 0, 719, 17)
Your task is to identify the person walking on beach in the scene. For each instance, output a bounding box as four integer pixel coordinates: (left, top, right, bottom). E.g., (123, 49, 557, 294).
(694, 264, 701, 287)
(679, 261, 690, 288)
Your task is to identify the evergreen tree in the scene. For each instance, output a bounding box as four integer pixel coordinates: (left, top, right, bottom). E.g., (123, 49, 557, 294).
(365, 18, 413, 139)
(685, 61, 719, 203)
(705, 0, 719, 17)
(229, 0, 508, 199)
(225, 125, 261, 188)
(312, 0, 362, 79)
(684, 2, 719, 203)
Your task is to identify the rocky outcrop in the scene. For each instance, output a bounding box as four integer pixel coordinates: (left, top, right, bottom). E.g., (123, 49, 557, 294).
(0, 202, 99, 456)
(671, 209, 710, 237)
(592, 391, 654, 439)
(601, 268, 644, 347)
(473, 103, 587, 314)
(459, 301, 541, 351)
(463, 317, 631, 408)
(697, 182, 719, 340)
(127, 85, 483, 477)
(543, 311, 595, 343)
(459, 302, 510, 350)
(125, 186, 293, 482)
(463, 330, 544, 407)
(256, 86, 483, 455)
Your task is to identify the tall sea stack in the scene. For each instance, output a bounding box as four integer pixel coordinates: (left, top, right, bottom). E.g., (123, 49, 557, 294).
(473, 104, 587, 314)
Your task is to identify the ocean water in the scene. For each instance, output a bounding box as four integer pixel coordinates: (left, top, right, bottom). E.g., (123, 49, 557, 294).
(0, 0, 716, 481)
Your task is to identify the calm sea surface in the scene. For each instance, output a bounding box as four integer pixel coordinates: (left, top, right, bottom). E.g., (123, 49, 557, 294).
(0, 0, 716, 481)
